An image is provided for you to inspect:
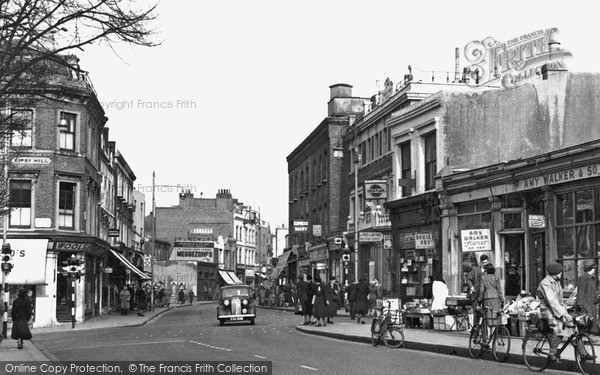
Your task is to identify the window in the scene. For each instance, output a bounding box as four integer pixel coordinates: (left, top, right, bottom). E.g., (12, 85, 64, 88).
(400, 141, 411, 197)
(10, 109, 33, 147)
(58, 181, 76, 229)
(9, 180, 31, 227)
(59, 112, 76, 150)
(424, 132, 437, 191)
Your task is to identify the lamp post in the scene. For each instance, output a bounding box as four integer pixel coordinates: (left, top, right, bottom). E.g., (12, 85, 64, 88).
(353, 149, 361, 281)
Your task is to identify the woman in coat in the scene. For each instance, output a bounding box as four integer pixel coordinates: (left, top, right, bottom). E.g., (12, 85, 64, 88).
(311, 277, 329, 327)
(119, 286, 131, 315)
(11, 288, 32, 349)
(576, 261, 598, 333)
(477, 263, 504, 326)
(325, 277, 341, 324)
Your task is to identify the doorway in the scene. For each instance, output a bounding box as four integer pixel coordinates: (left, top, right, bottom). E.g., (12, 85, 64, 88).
(504, 235, 525, 297)
(529, 232, 546, 293)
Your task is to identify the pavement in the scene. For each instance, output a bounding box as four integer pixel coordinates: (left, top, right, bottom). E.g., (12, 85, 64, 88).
(0, 301, 593, 374)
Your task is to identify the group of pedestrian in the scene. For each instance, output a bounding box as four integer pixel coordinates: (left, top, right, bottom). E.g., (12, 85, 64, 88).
(0, 288, 33, 349)
(296, 274, 342, 327)
(466, 254, 505, 326)
(346, 278, 378, 324)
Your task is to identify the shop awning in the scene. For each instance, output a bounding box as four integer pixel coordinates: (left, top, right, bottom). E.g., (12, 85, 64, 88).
(270, 249, 292, 280)
(219, 270, 243, 285)
(5, 238, 48, 285)
(110, 249, 150, 279)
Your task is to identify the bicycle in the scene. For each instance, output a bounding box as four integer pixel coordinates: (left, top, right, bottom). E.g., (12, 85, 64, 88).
(522, 312, 597, 375)
(371, 300, 405, 348)
(468, 305, 511, 362)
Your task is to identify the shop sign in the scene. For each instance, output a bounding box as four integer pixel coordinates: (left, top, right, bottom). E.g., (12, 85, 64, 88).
(316, 262, 326, 270)
(461, 229, 492, 252)
(12, 157, 51, 164)
(108, 228, 119, 237)
(528, 215, 546, 229)
(54, 242, 91, 251)
(170, 240, 214, 262)
(245, 269, 255, 278)
(517, 163, 600, 191)
(102, 267, 113, 274)
(365, 180, 387, 199)
(360, 232, 383, 242)
(464, 27, 571, 89)
(415, 232, 435, 249)
(294, 220, 308, 232)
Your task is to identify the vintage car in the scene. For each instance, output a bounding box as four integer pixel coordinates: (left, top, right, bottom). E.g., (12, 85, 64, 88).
(217, 285, 256, 326)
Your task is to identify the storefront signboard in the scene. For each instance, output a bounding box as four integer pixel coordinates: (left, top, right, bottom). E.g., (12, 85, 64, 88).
(516, 163, 600, 191)
(415, 232, 435, 249)
(360, 232, 383, 242)
(528, 215, 546, 229)
(461, 229, 492, 252)
(384, 235, 392, 249)
(170, 241, 214, 262)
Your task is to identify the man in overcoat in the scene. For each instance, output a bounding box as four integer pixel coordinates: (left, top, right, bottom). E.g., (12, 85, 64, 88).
(576, 261, 599, 333)
(537, 263, 579, 362)
(347, 278, 358, 320)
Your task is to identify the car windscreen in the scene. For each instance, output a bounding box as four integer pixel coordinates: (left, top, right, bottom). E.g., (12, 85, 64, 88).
(221, 288, 250, 298)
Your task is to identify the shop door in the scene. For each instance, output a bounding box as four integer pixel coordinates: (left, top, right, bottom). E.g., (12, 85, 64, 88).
(529, 232, 546, 293)
(56, 273, 70, 322)
(504, 235, 525, 297)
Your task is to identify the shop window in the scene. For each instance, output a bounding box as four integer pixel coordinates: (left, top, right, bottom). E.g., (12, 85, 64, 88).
(400, 141, 411, 197)
(9, 180, 31, 228)
(575, 190, 594, 223)
(557, 227, 575, 258)
(576, 225, 593, 257)
(556, 193, 574, 225)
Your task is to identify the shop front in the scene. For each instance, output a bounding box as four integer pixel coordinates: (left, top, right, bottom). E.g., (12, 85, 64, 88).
(386, 192, 442, 303)
(308, 243, 328, 281)
(440, 140, 600, 304)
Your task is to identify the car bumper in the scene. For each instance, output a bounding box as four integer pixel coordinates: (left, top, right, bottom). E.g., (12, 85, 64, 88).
(218, 314, 256, 319)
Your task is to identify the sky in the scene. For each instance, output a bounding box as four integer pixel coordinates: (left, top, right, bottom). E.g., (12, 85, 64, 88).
(78, 0, 600, 230)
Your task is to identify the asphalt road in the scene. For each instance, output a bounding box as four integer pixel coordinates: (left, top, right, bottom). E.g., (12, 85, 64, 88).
(33, 304, 567, 375)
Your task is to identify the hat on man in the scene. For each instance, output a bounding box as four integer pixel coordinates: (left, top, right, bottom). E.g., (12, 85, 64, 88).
(584, 261, 597, 272)
(547, 262, 563, 275)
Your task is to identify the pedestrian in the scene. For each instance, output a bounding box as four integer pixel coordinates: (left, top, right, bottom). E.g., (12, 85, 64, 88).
(355, 278, 369, 324)
(178, 288, 185, 304)
(347, 278, 358, 320)
(11, 288, 32, 349)
(466, 254, 489, 324)
(208, 287, 213, 301)
(478, 263, 504, 329)
(537, 262, 583, 363)
(163, 287, 172, 307)
(188, 289, 195, 305)
(135, 285, 147, 316)
(312, 277, 328, 327)
(576, 261, 599, 334)
(127, 284, 135, 312)
(306, 274, 317, 325)
(326, 277, 341, 324)
(119, 285, 131, 315)
(259, 287, 266, 306)
(367, 279, 379, 317)
(296, 274, 309, 324)
(156, 288, 164, 308)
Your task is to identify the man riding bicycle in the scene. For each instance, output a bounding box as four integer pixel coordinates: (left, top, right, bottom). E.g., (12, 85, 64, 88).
(536, 262, 581, 363)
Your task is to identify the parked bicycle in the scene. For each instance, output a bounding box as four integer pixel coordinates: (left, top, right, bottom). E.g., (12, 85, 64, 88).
(371, 300, 404, 348)
(468, 305, 511, 362)
(522, 311, 597, 375)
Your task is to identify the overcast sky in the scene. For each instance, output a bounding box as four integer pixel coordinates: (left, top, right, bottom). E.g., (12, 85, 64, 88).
(79, 0, 599, 229)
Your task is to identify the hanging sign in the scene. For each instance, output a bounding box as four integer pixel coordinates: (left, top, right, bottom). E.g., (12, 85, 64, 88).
(415, 232, 435, 249)
(461, 229, 492, 252)
(528, 215, 546, 229)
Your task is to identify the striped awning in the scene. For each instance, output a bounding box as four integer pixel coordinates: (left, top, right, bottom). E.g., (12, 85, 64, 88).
(110, 249, 150, 279)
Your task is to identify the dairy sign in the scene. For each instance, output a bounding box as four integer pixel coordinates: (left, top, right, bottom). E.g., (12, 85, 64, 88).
(170, 241, 214, 262)
(461, 229, 491, 252)
(464, 27, 571, 88)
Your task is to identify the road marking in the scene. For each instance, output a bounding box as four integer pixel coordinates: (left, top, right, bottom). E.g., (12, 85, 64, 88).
(300, 365, 318, 371)
(190, 341, 232, 351)
(52, 340, 186, 352)
(254, 355, 267, 359)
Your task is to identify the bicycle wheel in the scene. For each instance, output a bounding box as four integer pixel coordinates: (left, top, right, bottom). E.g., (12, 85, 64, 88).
(382, 326, 405, 348)
(492, 325, 511, 362)
(371, 318, 381, 346)
(574, 333, 597, 375)
(522, 329, 552, 372)
(468, 324, 485, 359)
